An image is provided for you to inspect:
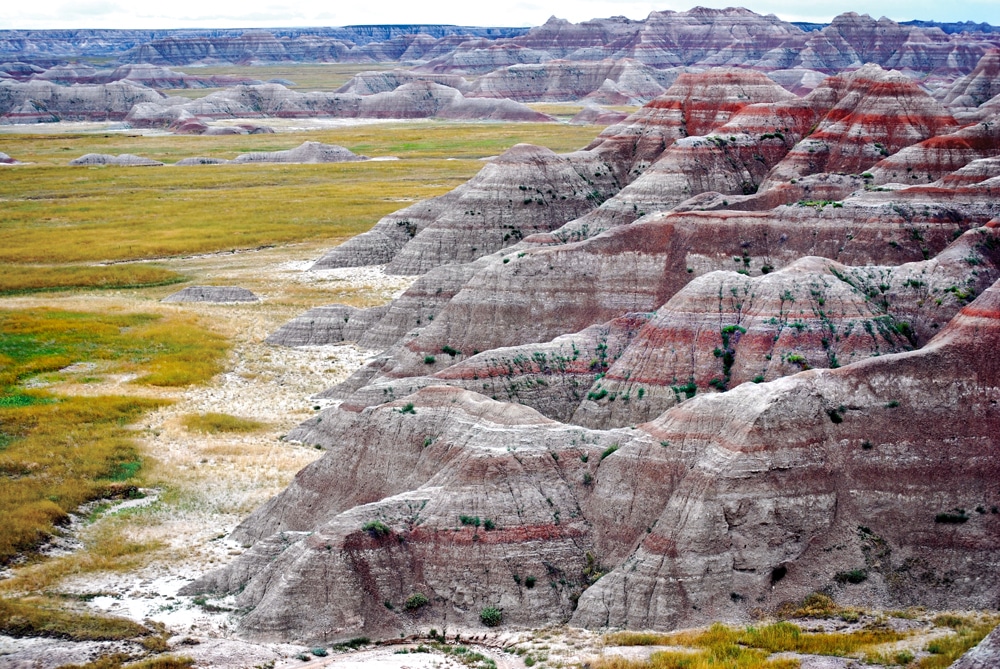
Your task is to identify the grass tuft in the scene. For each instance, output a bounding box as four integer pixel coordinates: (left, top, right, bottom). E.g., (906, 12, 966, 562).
(0, 596, 147, 640)
(181, 412, 265, 434)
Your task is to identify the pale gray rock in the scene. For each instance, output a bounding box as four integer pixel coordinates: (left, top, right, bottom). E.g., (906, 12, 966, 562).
(336, 69, 472, 95)
(311, 144, 618, 275)
(265, 305, 390, 347)
(230, 141, 366, 164)
(68, 153, 163, 166)
(162, 286, 259, 302)
(951, 624, 1000, 669)
(174, 156, 229, 165)
(0, 79, 163, 122)
(202, 126, 246, 136)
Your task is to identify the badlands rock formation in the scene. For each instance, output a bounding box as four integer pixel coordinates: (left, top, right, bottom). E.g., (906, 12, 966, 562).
(68, 153, 163, 166)
(311, 143, 620, 272)
(418, 8, 999, 77)
(188, 279, 1000, 642)
(229, 142, 366, 164)
(941, 48, 1000, 107)
(124, 82, 552, 129)
(467, 59, 682, 103)
(0, 79, 164, 123)
(162, 286, 259, 303)
(953, 625, 1000, 669)
(148, 13, 1000, 649)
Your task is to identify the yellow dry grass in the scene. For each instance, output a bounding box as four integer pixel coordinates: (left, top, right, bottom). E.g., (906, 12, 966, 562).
(0, 122, 599, 274)
(0, 308, 228, 565)
(0, 265, 183, 296)
(180, 411, 266, 434)
(602, 621, 912, 669)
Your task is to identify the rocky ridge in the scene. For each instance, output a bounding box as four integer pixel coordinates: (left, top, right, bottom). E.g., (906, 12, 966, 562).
(186, 278, 1000, 642)
(150, 17, 1000, 653)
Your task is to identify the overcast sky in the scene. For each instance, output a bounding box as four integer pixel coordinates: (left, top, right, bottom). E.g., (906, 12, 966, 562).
(2, 0, 999, 31)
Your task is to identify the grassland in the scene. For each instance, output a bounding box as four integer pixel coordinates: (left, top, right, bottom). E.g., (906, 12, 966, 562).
(0, 265, 183, 296)
(0, 122, 599, 286)
(0, 308, 228, 564)
(162, 62, 399, 93)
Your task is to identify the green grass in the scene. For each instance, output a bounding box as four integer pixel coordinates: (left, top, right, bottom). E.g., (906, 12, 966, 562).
(181, 412, 266, 434)
(0, 308, 228, 565)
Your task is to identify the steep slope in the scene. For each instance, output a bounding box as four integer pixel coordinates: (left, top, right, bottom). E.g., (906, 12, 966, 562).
(941, 48, 1000, 107)
(123, 82, 552, 128)
(572, 277, 1000, 629)
(764, 64, 959, 184)
(583, 68, 798, 185)
(185, 279, 1000, 642)
(869, 116, 1000, 185)
(467, 59, 680, 103)
(0, 79, 164, 122)
(372, 200, 997, 378)
(310, 144, 619, 273)
(574, 228, 1000, 428)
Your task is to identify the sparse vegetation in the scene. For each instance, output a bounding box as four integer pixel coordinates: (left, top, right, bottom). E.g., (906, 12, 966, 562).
(362, 520, 391, 537)
(405, 593, 430, 610)
(181, 412, 265, 434)
(480, 606, 503, 627)
(603, 620, 907, 666)
(0, 596, 148, 640)
(0, 309, 226, 565)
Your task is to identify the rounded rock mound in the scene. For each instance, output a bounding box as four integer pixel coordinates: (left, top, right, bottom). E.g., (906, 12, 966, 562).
(162, 286, 259, 303)
(230, 141, 367, 164)
(68, 153, 163, 166)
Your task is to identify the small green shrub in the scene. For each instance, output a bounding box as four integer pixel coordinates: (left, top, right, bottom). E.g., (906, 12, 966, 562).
(479, 606, 502, 627)
(483, 518, 496, 530)
(405, 593, 429, 610)
(459, 515, 481, 527)
(600, 444, 619, 460)
(525, 576, 536, 588)
(424, 355, 436, 365)
(362, 520, 391, 537)
(310, 648, 328, 657)
(935, 510, 969, 524)
(834, 569, 868, 584)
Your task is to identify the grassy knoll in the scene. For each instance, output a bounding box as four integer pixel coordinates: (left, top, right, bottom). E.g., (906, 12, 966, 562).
(0, 308, 228, 564)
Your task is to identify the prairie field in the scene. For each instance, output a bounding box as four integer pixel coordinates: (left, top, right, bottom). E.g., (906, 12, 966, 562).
(0, 123, 599, 275)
